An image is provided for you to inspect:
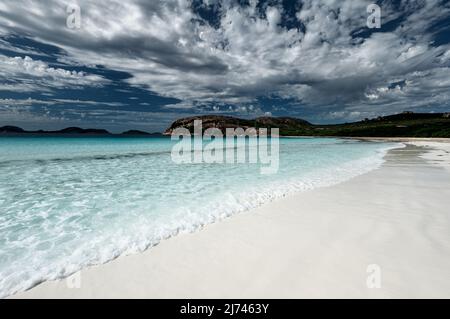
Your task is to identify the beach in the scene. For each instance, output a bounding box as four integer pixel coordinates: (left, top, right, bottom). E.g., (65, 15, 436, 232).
(9, 140, 450, 299)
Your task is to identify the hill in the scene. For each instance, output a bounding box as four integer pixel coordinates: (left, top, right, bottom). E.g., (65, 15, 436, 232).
(164, 115, 311, 135)
(1, 112, 448, 138)
(0, 127, 161, 137)
(164, 112, 450, 137)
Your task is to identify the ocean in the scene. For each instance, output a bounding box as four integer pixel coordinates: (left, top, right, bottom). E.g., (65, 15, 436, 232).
(0, 136, 399, 297)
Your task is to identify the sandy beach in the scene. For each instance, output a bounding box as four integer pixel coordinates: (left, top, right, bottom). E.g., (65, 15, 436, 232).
(10, 140, 450, 299)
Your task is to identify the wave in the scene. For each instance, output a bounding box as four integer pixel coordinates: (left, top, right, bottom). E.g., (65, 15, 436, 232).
(0, 142, 404, 298)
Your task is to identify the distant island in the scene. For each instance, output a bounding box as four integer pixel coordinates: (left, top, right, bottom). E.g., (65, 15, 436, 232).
(164, 112, 450, 138)
(0, 126, 163, 137)
(1, 112, 449, 137)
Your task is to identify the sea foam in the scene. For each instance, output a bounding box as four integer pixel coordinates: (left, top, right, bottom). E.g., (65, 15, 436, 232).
(0, 137, 402, 297)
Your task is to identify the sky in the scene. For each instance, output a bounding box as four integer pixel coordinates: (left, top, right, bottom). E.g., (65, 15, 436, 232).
(0, 0, 450, 133)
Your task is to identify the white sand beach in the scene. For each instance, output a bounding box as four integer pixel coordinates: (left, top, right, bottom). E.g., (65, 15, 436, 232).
(10, 140, 450, 299)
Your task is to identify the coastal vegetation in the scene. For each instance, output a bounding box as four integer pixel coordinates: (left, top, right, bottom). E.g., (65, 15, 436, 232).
(164, 112, 450, 138)
(2, 112, 449, 137)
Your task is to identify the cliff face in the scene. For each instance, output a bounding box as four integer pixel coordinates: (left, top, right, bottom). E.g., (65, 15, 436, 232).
(164, 115, 311, 135)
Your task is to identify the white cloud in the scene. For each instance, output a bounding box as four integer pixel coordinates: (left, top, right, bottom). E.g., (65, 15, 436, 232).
(0, 55, 108, 92)
(0, 98, 50, 106)
(0, 0, 449, 118)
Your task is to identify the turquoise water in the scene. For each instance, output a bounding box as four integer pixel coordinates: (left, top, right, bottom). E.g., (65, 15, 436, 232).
(0, 137, 399, 297)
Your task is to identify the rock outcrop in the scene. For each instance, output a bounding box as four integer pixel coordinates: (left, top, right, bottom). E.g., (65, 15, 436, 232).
(164, 115, 311, 135)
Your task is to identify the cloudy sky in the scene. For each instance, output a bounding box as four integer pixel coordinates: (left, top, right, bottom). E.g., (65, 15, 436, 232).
(0, 0, 449, 132)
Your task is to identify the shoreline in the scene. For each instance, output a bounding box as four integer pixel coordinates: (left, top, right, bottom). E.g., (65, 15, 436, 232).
(348, 137, 450, 143)
(283, 136, 450, 142)
(9, 140, 450, 298)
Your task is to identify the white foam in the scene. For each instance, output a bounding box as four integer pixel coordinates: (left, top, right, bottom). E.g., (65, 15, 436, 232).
(0, 141, 403, 298)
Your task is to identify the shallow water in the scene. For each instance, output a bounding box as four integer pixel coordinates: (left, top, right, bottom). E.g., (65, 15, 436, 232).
(0, 136, 399, 297)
